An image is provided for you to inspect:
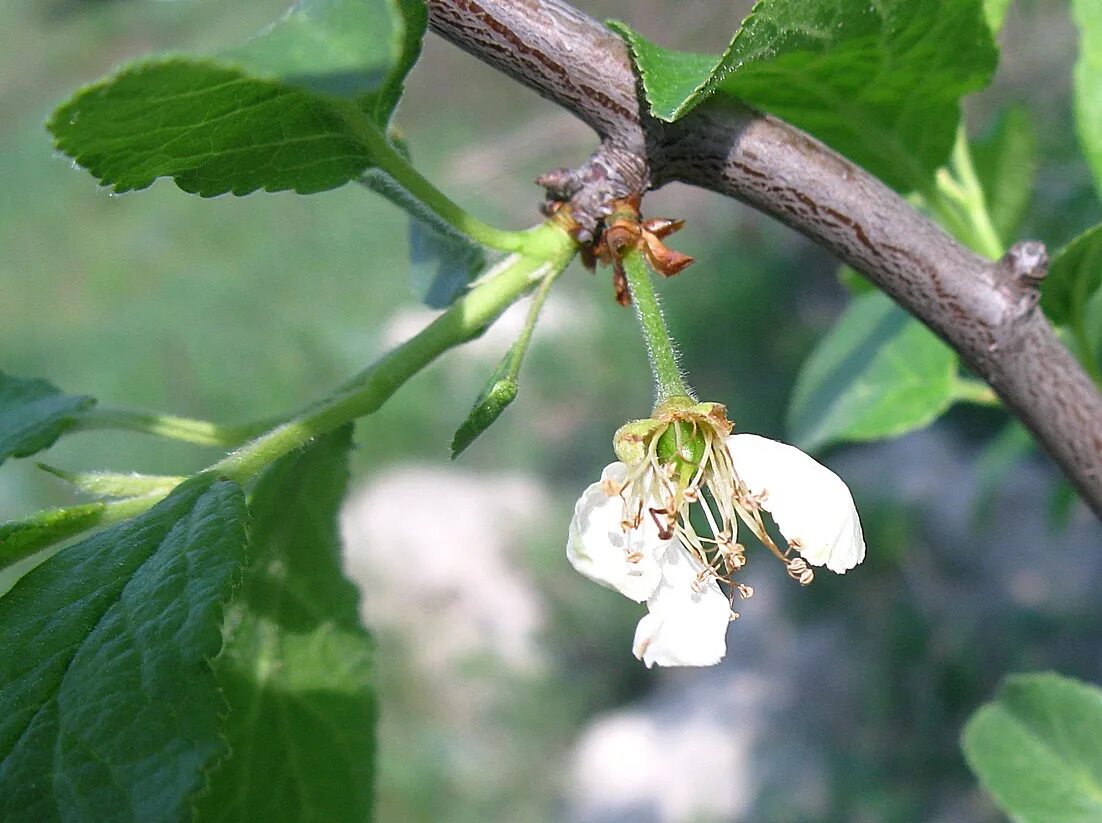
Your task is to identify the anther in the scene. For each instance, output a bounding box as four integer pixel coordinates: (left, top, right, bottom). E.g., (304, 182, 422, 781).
(720, 543, 746, 571)
(786, 557, 815, 586)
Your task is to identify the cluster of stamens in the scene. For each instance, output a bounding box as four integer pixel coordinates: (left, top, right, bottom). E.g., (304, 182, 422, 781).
(608, 402, 815, 616)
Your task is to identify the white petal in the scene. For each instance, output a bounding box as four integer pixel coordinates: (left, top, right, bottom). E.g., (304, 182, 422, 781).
(567, 462, 665, 602)
(727, 434, 865, 573)
(632, 545, 730, 668)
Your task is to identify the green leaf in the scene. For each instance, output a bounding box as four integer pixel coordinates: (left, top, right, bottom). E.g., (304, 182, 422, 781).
(1073, 0, 1102, 199)
(972, 106, 1037, 243)
(787, 291, 959, 450)
(0, 371, 94, 466)
(963, 672, 1102, 823)
(985, 0, 1013, 33)
(194, 427, 375, 823)
(49, 0, 426, 196)
(611, 0, 997, 190)
(0, 503, 106, 572)
(1042, 224, 1102, 330)
(0, 476, 248, 823)
(1085, 285, 1102, 367)
(837, 264, 875, 296)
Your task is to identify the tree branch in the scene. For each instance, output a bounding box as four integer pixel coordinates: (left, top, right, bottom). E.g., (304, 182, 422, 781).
(426, 0, 1102, 517)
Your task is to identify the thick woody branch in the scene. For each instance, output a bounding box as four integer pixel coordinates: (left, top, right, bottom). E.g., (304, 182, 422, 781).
(426, 0, 1102, 516)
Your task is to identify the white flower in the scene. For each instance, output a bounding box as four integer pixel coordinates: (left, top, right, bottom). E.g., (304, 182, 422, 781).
(566, 400, 865, 668)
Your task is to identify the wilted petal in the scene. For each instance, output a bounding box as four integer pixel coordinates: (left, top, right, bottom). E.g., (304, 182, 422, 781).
(567, 462, 665, 602)
(632, 545, 730, 668)
(727, 434, 865, 573)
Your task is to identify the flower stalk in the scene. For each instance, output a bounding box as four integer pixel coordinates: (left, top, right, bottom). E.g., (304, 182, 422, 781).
(617, 245, 693, 403)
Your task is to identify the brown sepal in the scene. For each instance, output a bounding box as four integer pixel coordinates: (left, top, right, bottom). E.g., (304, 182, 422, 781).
(641, 217, 685, 239)
(641, 230, 694, 277)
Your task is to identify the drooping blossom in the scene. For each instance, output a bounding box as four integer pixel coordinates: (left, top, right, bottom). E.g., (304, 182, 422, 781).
(567, 399, 865, 667)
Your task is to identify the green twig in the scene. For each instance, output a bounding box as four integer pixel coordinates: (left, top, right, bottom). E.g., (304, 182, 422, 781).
(7, 222, 575, 578)
(210, 221, 578, 484)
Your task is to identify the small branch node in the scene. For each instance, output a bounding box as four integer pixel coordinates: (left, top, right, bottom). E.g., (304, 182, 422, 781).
(999, 240, 1049, 288)
(535, 167, 583, 201)
(995, 240, 1049, 321)
(537, 140, 651, 238)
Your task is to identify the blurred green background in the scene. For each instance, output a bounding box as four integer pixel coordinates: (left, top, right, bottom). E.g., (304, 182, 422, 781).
(2, 1, 1101, 821)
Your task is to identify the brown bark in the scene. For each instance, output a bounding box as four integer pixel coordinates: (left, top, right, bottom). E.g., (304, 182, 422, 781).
(427, 0, 1102, 517)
